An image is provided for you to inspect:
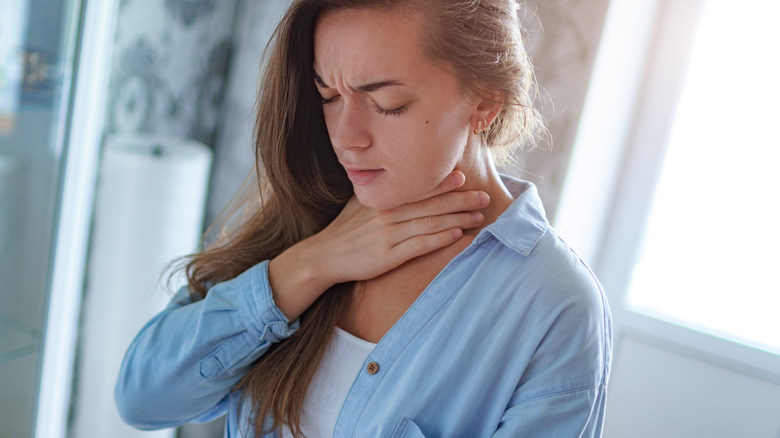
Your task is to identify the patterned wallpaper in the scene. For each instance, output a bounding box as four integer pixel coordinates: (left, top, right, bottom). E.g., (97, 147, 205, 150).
(105, 0, 238, 147)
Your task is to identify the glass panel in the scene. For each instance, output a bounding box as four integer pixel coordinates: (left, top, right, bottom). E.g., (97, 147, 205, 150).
(626, 0, 780, 354)
(0, 0, 81, 435)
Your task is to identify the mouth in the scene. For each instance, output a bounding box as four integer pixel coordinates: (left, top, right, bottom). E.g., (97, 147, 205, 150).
(344, 167, 384, 185)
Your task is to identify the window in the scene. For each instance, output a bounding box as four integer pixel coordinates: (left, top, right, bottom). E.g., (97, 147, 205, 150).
(557, 0, 780, 378)
(625, 0, 780, 355)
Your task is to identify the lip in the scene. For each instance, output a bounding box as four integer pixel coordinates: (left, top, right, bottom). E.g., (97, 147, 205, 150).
(344, 167, 384, 185)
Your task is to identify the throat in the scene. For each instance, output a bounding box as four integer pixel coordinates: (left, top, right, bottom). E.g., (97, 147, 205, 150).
(337, 234, 475, 344)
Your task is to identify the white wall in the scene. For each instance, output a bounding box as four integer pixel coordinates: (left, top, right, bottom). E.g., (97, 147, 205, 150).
(605, 337, 780, 438)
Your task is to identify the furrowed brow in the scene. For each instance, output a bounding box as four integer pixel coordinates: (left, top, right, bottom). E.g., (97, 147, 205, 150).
(356, 80, 405, 92)
(313, 71, 405, 92)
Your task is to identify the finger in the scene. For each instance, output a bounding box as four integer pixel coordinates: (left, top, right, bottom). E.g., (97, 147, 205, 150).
(421, 171, 466, 199)
(391, 190, 490, 222)
(391, 228, 464, 261)
(393, 211, 484, 242)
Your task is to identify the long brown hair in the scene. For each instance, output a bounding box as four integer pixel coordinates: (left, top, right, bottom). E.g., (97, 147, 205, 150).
(181, 1, 542, 436)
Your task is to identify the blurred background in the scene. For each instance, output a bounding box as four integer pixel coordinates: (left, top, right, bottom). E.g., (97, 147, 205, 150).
(0, 0, 778, 437)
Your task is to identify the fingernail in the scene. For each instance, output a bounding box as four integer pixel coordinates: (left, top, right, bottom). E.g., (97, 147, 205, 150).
(471, 212, 484, 223)
(451, 228, 463, 239)
(478, 192, 490, 206)
(451, 172, 465, 186)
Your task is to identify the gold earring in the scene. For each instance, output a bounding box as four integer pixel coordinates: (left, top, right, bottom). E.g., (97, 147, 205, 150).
(473, 120, 484, 135)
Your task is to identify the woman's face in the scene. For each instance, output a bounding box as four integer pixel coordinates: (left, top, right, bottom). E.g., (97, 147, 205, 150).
(313, 8, 482, 210)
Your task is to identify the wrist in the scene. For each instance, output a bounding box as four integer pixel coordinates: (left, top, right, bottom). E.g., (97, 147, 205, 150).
(268, 238, 334, 322)
(293, 234, 335, 292)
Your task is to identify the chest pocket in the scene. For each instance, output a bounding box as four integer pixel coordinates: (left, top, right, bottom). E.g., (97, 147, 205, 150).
(391, 418, 426, 438)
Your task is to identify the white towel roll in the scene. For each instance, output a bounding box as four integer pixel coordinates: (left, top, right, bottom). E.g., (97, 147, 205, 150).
(72, 134, 212, 438)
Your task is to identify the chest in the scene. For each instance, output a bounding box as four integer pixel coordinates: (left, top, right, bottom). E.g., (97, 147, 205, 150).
(338, 237, 474, 343)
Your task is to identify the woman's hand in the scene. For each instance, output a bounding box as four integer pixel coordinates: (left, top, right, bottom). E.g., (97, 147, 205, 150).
(269, 171, 489, 321)
(314, 171, 489, 284)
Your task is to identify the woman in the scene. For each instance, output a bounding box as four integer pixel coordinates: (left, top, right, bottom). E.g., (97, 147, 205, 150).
(115, 1, 612, 437)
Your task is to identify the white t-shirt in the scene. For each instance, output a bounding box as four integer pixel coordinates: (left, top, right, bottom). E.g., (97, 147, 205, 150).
(280, 326, 376, 438)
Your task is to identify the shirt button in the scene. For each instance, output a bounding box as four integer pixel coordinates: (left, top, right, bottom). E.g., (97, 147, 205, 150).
(366, 361, 379, 374)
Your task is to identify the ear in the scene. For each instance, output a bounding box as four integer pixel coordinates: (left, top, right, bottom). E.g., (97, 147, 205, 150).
(470, 89, 504, 130)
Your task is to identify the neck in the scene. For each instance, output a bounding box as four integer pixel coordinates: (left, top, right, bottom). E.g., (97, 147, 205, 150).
(455, 147, 514, 236)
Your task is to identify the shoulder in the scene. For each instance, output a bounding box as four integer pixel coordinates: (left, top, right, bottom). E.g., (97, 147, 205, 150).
(473, 176, 612, 372)
(483, 197, 608, 332)
(488, 178, 607, 318)
(525, 227, 612, 384)
(528, 227, 607, 313)
(478, 223, 612, 386)
(501, 221, 610, 334)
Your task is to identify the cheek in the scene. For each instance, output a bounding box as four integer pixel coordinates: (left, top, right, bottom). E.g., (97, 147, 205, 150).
(391, 121, 459, 168)
(354, 115, 468, 209)
(420, 110, 470, 164)
(389, 115, 469, 185)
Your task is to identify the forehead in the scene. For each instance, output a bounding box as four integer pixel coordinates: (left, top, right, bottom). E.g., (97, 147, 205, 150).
(312, 8, 431, 85)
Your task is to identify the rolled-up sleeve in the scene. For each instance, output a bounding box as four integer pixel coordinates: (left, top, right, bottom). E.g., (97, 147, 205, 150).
(114, 260, 300, 429)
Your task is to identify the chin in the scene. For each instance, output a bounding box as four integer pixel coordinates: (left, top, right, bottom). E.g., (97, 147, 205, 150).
(353, 186, 406, 211)
(355, 194, 400, 211)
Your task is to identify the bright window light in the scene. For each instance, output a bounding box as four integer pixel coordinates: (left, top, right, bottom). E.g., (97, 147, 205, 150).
(626, 0, 780, 354)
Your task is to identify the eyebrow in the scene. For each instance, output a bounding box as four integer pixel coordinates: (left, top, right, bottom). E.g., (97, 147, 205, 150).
(313, 71, 405, 92)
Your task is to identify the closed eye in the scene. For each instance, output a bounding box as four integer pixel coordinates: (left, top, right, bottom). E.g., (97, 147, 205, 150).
(321, 95, 340, 104)
(375, 104, 406, 117)
(321, 95, 407, 117)
(320, 90, 407, 117)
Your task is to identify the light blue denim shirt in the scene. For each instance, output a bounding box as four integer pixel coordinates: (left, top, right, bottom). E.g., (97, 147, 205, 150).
(115, 176, 612, 437)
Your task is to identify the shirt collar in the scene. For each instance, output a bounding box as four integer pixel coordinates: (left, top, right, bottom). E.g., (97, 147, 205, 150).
(479, 174, 549, 256)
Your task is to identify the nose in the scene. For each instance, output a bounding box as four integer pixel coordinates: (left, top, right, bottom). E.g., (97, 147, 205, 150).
(326, 98, 372, 152)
